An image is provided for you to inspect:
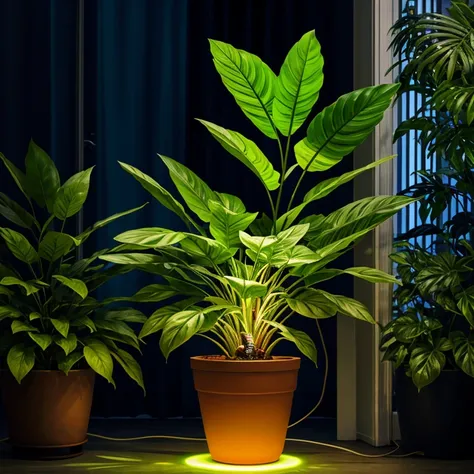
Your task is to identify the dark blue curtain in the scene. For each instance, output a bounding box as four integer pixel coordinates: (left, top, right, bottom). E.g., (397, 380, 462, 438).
(2, 0, 354, 420)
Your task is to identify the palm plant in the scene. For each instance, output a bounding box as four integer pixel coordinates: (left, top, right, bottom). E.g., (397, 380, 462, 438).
(0, 142, 146, 390)
(101, 31, 414, 363)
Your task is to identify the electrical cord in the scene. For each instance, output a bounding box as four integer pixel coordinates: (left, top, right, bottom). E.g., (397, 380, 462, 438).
(0, 322, 424, 458)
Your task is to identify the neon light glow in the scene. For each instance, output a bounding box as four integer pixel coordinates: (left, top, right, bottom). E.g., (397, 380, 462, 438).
(184, 454, 302, 472)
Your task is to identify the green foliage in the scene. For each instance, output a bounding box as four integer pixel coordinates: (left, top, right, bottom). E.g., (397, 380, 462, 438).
(105, 31, 410, 362)
(0, 141, 145, 390)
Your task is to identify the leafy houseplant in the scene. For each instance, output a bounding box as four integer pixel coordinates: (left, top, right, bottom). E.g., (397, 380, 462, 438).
(380, 0, 474, 458)
(101, 30, 413, 465)
(0, 141, 146, 456)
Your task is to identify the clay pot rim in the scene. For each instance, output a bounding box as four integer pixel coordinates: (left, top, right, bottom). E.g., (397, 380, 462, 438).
(0, 368, 94, 374)
(191, 355, 300, 372)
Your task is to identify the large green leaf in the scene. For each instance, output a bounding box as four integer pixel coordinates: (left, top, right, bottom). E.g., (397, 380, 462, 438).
(100, 308, 147, 323)
(51, 318, 70, 338)
(7, 344, 35, 384)
(0, 305, 22, 321)
(54, 334, 78, 356)
(99, 253, 165, 265)
(198, 120, 280, 190)
(139, 299, 200, 339)
(0, 192, 36, 229)
(180, 235, 236, 265)
(108, 284, 178, 304)
(452, 333, 474, 377)
(208, 200, 258, 248)
(111, 348, 145, 393)
(0, 277, 41, 296)
(77, 203, 148, 243)
(53, 275, 88, 300)
(287, 289, 338, 319)
(342, 267, 399, 284)
(39, 232, 80, 262)
(159, 306, 227, 359)
(209, 39, 277, 138)
(295, 84, 399, 171)
(273, 30, 324, 136)
(409, 345, 445, 391)
(53, 167, 93, 220)
(264, 320, 317, 365)
(29, 333, 53, 351)
(224, 276, 268, 298)
(0, 228, 38, 263)
(160, 155, 216, 222)
(95, 320, 138, 343)
(0, 153, 30, 202)
(392, 316, 437, 343)
(58, 351, 84, 375)
(25, 140, 60, 211)
(114, 227, 187, 248)
(118, 162, 191, 227)
(456, 293, 474, 327)
(11, 320, 39, 334)
(83, 339, 115, 386)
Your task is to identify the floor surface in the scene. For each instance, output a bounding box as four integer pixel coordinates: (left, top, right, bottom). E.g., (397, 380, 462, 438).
(0, 418, 473, 473)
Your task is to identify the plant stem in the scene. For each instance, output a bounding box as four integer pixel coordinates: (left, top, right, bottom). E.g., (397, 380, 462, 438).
(198, 334, 232, 358)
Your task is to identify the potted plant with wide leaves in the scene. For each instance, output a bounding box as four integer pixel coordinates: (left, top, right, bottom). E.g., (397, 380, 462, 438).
(101, 31, 413, 465)
(0, 142, 147, 459)
(381, 0, 474, 459)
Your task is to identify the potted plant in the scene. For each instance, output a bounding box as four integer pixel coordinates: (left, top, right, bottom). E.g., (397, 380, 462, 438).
(102, 31, 413, 465)
(381, 0, 474, 459)
(0, 141, 148, 459)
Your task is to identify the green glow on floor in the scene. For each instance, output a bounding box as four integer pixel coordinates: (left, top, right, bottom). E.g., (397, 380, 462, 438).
(184, 454, 303, 472)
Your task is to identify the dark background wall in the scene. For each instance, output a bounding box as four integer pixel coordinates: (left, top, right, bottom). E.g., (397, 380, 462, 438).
(0, 0, 354, 421)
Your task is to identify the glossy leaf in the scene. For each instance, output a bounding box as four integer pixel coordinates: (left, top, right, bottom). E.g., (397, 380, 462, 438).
(11, 320, 39, 334)
(452, 333, 474, 377)
(101, 308, 147, 323)
(0, 305, 21, 321)
(25, 140, 60, 211)
(0, 153, 30, 202)
(58, 351, 84, 375)
(111, 348, 145, 393)
(0, 277, 41, 296)
(51, 318, 70, 338)
(54, 334, 78, 356)
(53, 275, 88, 300)
(29, 333, 53, 351)
(0, 228, 38, 263)
(342, 267, 399, 284)
(114, 227, 187, 248)
(287, 289, 338, 319)
(224, 276, 268, 298)
(273, 30, 324, 136)
(84, 339, 115, 387)
(99, 253, 165, 265)
(295, 84, 399, 171)
(409, 345, 445, 391)
(39, 232, 80, 262)
(53, 167, 94, 220)
(0, 192, 36, 229)
(198, 120, 280, 190)
(209, 39, 277, 138)
(94, 320, 138, 343)
(7, 344, 35, 384)
(180, 235, 236, 265)
(160, 155, 216, 222)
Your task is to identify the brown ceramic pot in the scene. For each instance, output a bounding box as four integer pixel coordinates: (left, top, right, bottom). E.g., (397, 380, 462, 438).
(191, 356, 300, 465)
(1, 369, 95, 449)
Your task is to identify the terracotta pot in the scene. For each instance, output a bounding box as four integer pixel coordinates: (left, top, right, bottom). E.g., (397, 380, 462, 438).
(1, 369, 95, 449)
(191, 356, 300, 465)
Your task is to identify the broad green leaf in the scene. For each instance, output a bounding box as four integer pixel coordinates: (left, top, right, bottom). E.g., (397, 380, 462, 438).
(53, 275, 88, 300)
(180, 235, 236, 265)
(0, 305, 22, 321)
(83, 339, 115, 386)
(58, 351, 84, 375)
(53, 167, 94, 220)
(0, 228, 38, 263)
(303, 155, 397, 203)
(101, 332, 141, 352)
(287, 289, 338, 319)
(139, 298, 200, 339)
(7, 344, 35, 384)
(392, 316, 428, 343)
(0, 153, 30, 202)
(160, 155, 216, 222)
(273, 30, 324, 136)
(249, 213, 273, 236)
(54, 334, 78, 356)
(0, 192, 36, 229)
(70, 315, 96, 332)
(99, 253, 165, 265)
(264, 320, 317, 365)
(457, 293, 474, 327)
(295, 84, 399, 171)
(95, 320, 138, 343)
(342, 267, 399, 284)
(110, 284, 178, 304)
(101, 308, 147, 323)
(0, 277, 41, 296)
(215, 192, 246, 213)
(29, 333, 53, 351)
(409, 345, 445, 391)
(77, 203, 148, 243)
(114, 227, 187, 248)
(198, 120, 280, 190)
(160, 306, 228, 358)
(118, 162, 191, 227)
(209, 200, 258, 248)
(11, 320, 39, 334)
(275, 203, 307, 233)
(111, 348, 145, 393)
(269, 245, 321, 268)
(51, 318, 70, 338)
(224, 276, 268, 298)
(209, 39, 277, 138)
(25, 140, 60, 211)
(452, 334, 474, 377)
(39, 232, 80, 262)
